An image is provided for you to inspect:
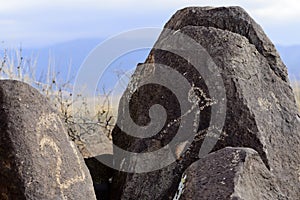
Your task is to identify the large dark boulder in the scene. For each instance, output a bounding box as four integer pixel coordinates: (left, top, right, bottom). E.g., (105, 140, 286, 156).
(111, 6, 300, 200)
(177, 147, 286, 200)
(0, 80, 96, 200)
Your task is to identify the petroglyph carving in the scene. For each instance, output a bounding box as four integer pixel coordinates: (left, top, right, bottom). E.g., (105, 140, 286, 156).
(38, 113, 86, 199)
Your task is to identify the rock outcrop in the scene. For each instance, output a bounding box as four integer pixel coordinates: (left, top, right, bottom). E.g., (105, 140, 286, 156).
(111, 6, 300, 200)
(0, 80, 96, 200)
(177, 147, 286, 200)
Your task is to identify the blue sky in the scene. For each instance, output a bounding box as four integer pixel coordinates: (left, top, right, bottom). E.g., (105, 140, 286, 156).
(1, 0, 300, 48)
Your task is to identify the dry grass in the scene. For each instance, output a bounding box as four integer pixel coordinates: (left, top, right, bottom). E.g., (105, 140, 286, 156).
(291, 80, 300, 112)
(0, 47, 116, 146)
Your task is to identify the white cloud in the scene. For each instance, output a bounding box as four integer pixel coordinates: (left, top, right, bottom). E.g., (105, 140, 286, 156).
(0, 0, 298, 20)
(251, 0, 300, 22)
(0, 0, 299, 47)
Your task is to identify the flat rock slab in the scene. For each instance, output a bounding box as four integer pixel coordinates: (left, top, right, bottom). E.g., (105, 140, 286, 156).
(111, 6, 300, 200)
(177, 147, 286, 200)
(0, 80, 96, 200)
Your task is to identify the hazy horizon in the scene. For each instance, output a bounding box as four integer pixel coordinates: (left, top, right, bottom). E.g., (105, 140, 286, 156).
(1, 1, 300, 48)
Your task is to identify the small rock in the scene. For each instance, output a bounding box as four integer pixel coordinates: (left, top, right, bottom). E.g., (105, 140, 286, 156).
(179, 147, 287, 200)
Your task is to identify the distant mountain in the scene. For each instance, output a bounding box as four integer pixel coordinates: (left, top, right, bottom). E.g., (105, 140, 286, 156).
(22, 38, 104, 80)
(22, 38, 151, 94)
(21, 39, 300, 84)
(276, 45, 300, 80)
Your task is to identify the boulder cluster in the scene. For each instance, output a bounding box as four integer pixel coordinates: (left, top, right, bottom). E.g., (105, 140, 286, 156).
(0, 6, 299, 200)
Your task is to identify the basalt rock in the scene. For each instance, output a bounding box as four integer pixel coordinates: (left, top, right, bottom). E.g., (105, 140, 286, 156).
(0, 80, 96, 200)
(177, 147, 286, 200)
(111, 6, 300, 199)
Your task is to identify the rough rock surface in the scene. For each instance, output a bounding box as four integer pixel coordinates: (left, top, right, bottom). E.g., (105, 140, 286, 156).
(0, 80, 96, 200)
(111, 6, 300, 200)
(178, 147, 286, 200)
